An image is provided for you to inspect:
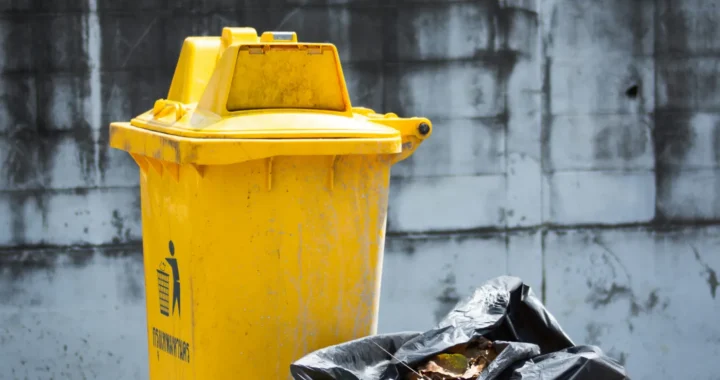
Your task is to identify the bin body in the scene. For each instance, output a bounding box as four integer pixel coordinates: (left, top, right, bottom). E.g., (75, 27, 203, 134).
(110, 27, 432, 379)
(141, 155, 391, 379)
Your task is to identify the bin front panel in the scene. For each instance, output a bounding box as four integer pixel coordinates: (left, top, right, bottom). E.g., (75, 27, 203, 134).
(140, 154, 391, 379)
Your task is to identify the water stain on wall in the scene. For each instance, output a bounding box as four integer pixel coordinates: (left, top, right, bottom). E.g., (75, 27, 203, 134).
(2, 81, 42, 187)
(593, 118, 650, 163)
(690, 245, 719, 299)
(584, 235, 669, 326)
(652, 111, 695, 221)
(0, 244, 142, 284)
(119, 255, 145, 302)
(1, 14, 102, 246)
(653, 3, 711, 223)
(434, 272, 461, 323)
(540, 3, 558, 175)
(543, 1, 653, 174)
(593, 62, 651, 165)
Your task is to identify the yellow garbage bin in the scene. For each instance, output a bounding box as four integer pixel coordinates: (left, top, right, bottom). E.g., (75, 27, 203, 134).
(109, 27, 432, 379)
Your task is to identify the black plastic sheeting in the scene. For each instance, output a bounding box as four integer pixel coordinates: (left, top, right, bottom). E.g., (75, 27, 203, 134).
(290, 276, 628, 380)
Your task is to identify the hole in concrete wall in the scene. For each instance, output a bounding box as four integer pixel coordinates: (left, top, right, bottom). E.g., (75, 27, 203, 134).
(625, 85, 639, 99)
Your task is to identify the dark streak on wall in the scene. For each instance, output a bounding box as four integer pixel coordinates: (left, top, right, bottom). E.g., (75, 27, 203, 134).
(591, 61, 650, 166)
(653, 2, 692, 223)
(385, 0, 521, 181)
(653, 1, 691, 223)
(1, 12, 97, 244)
(0, 243, 142, 282)
(539, 4, 556, 177)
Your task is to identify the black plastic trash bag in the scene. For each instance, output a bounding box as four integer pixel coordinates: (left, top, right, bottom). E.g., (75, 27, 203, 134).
(498, 345, 628, 380)
(470, 341, 541, 380)
(290, 332, 420, 380)
(290, 276, 628, 380)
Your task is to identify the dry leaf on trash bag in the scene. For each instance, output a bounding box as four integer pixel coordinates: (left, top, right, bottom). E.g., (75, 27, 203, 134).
(408, 338, 498, 380)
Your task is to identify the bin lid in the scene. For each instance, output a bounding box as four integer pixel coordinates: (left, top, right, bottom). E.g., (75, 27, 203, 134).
(127, 29, 400, 140)
(109, 27, 432, 165)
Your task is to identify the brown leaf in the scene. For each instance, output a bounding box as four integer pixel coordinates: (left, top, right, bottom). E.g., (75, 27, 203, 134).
(461, 363, 484, 379)
(408, 339, 499, 380)
(417, 354, 468, 378)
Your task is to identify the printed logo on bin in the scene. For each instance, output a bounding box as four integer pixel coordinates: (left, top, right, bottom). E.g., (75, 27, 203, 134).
(153, 241, 191, 363)
(158, 240, 181, 318)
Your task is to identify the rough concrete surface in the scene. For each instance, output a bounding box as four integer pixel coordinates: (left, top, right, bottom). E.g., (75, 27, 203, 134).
(1, 0, 720, 379)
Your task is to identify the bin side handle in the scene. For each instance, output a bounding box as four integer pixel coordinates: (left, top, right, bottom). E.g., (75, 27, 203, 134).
(361, 113, 432, 165)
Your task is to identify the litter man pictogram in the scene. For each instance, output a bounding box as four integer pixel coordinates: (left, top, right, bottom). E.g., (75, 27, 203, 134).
(158, 240, 181, 318)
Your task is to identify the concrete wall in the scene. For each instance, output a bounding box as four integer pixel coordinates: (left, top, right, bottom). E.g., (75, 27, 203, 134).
(1, 0, 719, 379)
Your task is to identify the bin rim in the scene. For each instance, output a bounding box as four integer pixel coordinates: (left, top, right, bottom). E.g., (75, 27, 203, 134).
(109, 121, 404, 166)
(129, 107, 403, 140)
